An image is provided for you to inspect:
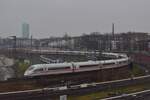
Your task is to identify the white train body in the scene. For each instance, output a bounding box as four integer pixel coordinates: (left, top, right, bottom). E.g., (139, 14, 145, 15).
(24, 52, 129, 77)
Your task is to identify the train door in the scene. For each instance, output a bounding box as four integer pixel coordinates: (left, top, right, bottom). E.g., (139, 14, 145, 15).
(99, 62, 103, 69)
(71, 63, 76, 72)
(76, 64, 80, 70)
(43, 66, 48, 72)
(115, 61, 119, 67)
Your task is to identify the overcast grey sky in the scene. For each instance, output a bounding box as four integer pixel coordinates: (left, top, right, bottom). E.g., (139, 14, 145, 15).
(0, 0, 150, 38)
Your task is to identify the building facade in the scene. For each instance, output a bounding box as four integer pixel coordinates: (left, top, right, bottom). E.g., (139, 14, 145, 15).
(22, 23, 30, 39)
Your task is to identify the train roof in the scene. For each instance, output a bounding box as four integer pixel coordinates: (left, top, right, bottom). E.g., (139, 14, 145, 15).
(75, 60, 99, 66)
(29, 52, 129, 69)
(31, 63, 72, 69)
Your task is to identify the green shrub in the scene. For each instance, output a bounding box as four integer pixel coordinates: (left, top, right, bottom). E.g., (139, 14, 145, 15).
(15, 60, 31, 77)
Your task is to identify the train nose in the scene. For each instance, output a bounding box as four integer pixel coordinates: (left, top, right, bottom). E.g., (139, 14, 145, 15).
(24, 71, 28, 76)
(24, 71, 31, 76)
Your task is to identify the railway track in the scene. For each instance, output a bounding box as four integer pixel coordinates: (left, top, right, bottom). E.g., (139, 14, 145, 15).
(1, 74, 150, 100)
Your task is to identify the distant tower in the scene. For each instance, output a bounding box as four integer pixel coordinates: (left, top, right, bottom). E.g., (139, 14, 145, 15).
(22, 23, 30, 38)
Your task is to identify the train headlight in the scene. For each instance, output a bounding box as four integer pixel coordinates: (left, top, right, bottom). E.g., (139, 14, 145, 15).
(24, 70, 32, 76)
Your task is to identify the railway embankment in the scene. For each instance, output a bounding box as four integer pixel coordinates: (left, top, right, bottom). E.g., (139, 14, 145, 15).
(0, 64, 130, 92)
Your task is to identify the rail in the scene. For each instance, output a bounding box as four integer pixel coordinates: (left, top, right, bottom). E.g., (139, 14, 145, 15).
(1, 74, 150, 96)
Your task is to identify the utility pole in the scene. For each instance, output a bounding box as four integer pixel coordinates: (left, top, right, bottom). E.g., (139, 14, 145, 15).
(31, 35, 32, 50)
(112, 23, 115, 41)
(30, 35, 33, 65)
(10, 36, 16, 58)
(9, 36, 18, 77)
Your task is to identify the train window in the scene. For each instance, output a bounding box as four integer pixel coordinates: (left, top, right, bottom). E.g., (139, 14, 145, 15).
(123, 61, 127, 63)
(119, 61, 123, 64)
(80, 64, 98, 68)
(103, 63, 115, 66)
(48, 67, 70, 70)
(28, 67, 34, 71)
(119, 61, 127, 64)
(34, 68, 43, 72)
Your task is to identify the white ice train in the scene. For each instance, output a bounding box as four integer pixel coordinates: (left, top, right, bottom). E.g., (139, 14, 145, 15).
(24, 52, 130, 77)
